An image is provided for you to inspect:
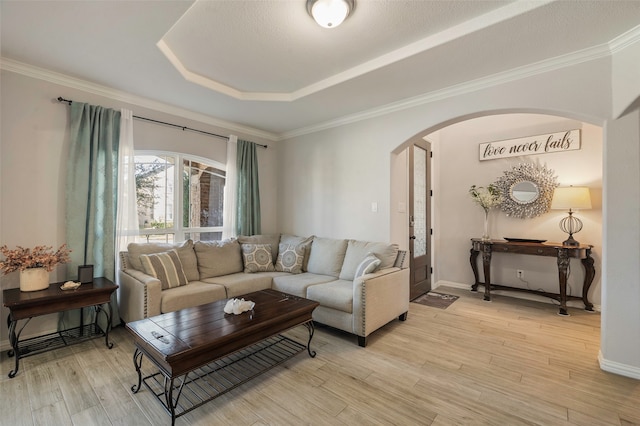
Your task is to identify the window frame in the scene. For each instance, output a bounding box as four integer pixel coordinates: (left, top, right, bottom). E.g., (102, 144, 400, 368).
(135, 150, 226, 242)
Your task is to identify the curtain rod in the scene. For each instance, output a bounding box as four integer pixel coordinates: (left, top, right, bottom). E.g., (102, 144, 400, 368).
(56, 97, 267, 148)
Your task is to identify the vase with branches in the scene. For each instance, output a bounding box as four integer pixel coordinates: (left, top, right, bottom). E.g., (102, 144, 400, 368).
(469, 184, 503, 241)
(0, 244, 71, 292)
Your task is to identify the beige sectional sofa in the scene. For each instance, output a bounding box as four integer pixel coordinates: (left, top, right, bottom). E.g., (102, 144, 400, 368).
(118, 234, 409, 347)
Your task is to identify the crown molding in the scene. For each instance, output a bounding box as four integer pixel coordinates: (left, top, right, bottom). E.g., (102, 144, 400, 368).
(281, 40, 615, 140)
(0, 57, 280, 142)
(609, 24, 640, 54)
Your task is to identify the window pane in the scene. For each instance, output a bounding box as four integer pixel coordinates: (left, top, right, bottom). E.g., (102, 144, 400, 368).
(135, 155, 175, 231)
(185, 232, 222, 242)
(133, 234, 175, 244)
(183, 159, 226, 229)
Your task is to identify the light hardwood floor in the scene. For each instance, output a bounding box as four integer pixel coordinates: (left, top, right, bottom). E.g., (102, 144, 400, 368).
(1, 286, 639, 426)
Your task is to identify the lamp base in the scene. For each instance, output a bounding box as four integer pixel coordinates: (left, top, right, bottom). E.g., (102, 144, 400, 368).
(562, 235, 580, 247)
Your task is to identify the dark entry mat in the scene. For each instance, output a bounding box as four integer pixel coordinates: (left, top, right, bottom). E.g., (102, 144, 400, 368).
(411, 292, 459, 309)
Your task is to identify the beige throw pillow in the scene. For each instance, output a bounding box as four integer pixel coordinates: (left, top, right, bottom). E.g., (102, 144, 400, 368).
(195, 239, 244, 279)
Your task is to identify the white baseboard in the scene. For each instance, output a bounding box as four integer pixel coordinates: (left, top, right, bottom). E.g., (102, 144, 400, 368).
(433, 280, 602, 312)
(599, 351, 640, 380)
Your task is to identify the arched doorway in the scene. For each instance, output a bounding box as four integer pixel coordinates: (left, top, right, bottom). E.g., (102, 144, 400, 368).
(391, 112, 603, 310)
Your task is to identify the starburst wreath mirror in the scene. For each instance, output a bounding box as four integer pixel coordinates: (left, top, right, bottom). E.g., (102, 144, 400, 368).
(494, 163, 558, 218)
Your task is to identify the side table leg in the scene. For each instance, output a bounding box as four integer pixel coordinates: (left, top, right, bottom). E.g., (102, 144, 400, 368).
(131, 348, 144, 393)
(557, 249, 570, 316)
(8, 318, 19, 378)
(581, 249, 596, 311)
(105, 301, 114, 349)
(304, 322, 317, 358)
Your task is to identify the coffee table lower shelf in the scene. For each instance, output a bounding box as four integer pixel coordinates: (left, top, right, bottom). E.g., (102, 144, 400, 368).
(134, 334, 307, 422)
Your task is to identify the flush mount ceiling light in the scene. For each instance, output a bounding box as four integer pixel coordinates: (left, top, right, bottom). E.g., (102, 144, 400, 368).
(306, 0, 355, 28)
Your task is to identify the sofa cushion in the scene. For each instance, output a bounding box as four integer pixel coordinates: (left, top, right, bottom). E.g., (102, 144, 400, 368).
(306, 237, 348, 277)
(161, 282, 227, 313)
(280, 234, 314, 271)
(127, 240, 199, 281)
(140, 249, 189, 290)
(238, 234, 280, 265)
(271, 273, 337, 297)
(306, 280, 353, 313)
(275, 243, 305, 274)
(195, 239, 243, 279)
(339, 240, 399, 281)
(354, 254, 381, 279)
(203, 272, 284, 298)
(241, 244, 276, 273)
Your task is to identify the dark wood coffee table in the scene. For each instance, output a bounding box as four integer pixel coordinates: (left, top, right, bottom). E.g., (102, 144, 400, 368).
(126, 289, 319, 425)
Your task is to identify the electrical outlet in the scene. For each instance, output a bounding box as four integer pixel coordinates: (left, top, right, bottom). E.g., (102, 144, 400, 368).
(517, 269, 524, 279)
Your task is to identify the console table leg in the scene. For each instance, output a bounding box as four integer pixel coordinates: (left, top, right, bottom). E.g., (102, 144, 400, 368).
(131, 348, 144, 393)
(482, 245, 492, 301)
(304, 322, 317, 358)
(470, 248, 480, 292)
(557, 249, 570, 316)
(581, 249, 596, 311)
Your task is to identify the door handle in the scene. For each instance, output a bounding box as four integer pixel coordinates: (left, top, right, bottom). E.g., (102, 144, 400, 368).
(409, 236, 416, 240)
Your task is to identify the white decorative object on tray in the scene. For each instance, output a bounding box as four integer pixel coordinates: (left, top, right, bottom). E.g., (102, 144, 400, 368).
(224, 298, 255, 315)
(60, 281, 81, 291)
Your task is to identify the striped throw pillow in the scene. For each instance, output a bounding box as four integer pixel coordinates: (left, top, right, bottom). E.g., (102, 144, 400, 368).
(354, 254, 381, 279)
(140, 249, 188, 290)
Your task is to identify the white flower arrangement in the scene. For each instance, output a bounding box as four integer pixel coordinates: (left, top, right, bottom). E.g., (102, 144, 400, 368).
(469, 184, 503, 212)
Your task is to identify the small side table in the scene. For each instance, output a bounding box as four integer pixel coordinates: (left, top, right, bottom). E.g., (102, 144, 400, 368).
(3, 277, 118, 378)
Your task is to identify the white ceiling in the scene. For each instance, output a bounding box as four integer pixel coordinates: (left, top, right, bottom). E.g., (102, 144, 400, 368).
(2, 0, 639, 139)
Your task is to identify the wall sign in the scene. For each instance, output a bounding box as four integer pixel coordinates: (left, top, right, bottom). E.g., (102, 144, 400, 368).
(479, 129, 581, 161)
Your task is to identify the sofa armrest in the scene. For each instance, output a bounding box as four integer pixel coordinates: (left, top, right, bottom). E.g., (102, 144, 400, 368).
(352, 267, 410, 338)
(117, 268, 162, 323)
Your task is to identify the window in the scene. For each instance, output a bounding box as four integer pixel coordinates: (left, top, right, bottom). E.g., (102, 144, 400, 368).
(134, 152, 225, 243)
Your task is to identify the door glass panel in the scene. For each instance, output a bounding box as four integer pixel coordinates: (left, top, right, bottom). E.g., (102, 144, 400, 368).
(413, 146, 427, 258)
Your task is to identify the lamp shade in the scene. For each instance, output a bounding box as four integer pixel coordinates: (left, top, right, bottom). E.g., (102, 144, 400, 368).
(551, 186, 592, 210)
(307, 0, 353, 28)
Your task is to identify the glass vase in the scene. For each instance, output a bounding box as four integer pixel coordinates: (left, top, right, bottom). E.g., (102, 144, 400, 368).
(482, 209, 491, 241)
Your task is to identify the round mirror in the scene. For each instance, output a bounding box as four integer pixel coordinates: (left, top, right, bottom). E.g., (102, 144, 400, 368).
(511, 181, 539, 204)
(494, 163, 558, 219)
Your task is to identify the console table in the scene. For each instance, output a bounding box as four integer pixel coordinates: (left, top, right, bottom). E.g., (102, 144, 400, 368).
(469, 239, 595, 315)
(3, 277, 118, 377)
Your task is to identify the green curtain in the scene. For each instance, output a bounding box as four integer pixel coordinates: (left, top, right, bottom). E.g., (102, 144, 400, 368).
(64, 102, 121, 328)
(236, 139, 261, 236)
